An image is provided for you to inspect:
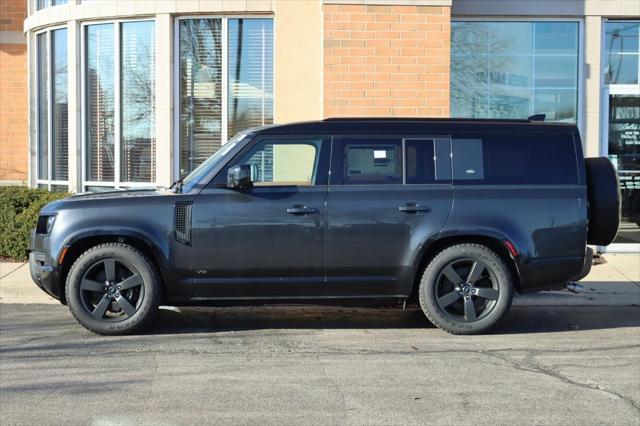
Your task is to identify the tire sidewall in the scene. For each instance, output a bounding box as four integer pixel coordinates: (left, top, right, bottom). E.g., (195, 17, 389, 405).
(66, 244, 159, 335)
(419, 244, 513, 334)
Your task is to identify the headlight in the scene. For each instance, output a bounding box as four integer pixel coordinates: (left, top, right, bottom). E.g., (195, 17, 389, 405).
(36, 215, 56, 234)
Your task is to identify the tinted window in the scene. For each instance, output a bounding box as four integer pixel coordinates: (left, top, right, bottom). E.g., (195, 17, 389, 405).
(405, 139, 436, 184)
(335, 137, 403, 185)
(452, 139, 485, 180)
(452, 133, 578, 185)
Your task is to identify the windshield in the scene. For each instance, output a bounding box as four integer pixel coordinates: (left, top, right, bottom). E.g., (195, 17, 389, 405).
(181, 132, 250, 191)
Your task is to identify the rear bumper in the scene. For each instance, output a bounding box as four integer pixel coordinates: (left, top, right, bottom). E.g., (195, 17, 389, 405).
(569, 247, 594, 282)
(517, 251, 590, 293)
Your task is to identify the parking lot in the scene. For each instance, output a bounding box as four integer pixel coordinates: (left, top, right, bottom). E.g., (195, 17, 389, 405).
(1, 256, 639, 425)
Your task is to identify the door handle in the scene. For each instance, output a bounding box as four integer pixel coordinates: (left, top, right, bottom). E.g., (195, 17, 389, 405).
(398, 203, 431, 213)
(286, 205, 319, 215)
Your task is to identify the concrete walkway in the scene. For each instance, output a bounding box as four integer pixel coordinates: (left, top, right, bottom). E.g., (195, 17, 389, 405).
(1, 254, 638, 306)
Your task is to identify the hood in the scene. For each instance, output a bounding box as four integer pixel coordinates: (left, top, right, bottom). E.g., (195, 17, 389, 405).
(40, 188, 173, 214)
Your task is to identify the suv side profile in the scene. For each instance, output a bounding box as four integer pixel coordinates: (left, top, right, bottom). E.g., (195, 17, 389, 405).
(29, 118, 620, 335)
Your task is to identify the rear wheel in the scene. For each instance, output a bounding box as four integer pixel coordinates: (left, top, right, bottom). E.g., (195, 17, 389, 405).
(66, 243, 160, 335)
(419, 244, 513, 335)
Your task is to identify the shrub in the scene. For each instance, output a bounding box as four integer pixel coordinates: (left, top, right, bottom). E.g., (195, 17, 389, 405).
(0, 186, 69, 261)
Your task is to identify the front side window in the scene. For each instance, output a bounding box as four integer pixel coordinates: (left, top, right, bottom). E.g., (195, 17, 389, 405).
(235, 138, 322, 187)
(178, 18, 273, 177)
(85, 21, 155, 189)
(36, 28, 68, 191)
(451, 21, 579, 123)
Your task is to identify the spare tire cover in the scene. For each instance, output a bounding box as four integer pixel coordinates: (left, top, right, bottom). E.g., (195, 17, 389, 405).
(585, 157, 621, 245)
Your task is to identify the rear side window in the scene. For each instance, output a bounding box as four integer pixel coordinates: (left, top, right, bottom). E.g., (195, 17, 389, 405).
(406, 139, 436, 184)
(335, 137, 403, 185)
(452, 133, 578, 185)
(331, 137, 443, 185)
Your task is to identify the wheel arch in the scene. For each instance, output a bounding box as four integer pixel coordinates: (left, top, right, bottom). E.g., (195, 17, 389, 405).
(409, 233, 522, 302)
(56, 231, 168, 305)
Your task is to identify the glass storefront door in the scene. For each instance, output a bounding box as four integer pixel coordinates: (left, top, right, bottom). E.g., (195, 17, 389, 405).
(602, 21, 640, 251)
(605, 92, 640, 247)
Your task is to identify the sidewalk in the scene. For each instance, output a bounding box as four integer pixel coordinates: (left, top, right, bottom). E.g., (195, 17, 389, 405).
(1, 254, 638, 306)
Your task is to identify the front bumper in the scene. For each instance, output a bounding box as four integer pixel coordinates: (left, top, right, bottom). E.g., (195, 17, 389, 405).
(28, 231, 63, 302)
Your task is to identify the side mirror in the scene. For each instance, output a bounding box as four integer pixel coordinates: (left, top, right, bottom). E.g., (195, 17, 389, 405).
(227, 165, 253, 190)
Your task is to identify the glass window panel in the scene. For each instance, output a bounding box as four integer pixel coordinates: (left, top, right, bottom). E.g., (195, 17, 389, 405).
(451, 55, 490, 118)
(334, 137, 403, 185)
(51, 185, 68, 193)
(607, 95, 640, 244)
(605, 53, 639, 85)
(86, 24, 115, 182)
(489, 22, 533, 55)
(37, 0, 47, 10)
(535, 55, 578, 88)
(451, 22, 489, 55)
(51, 29, 68, 181)
(533, 89, 577, 122)
(37, 33, 48, 180)
(121, 21, 155, 183)
(452, 139, 485, 181)
(238, 140, 319, 186)
(605, 22, 639, 55)
(52, 0, 68, 5)
(227, 19, 274, 139)
(488, 88, 532, 119)
(534, 22, 578, 54)
(85, 185, 115, 193)
(451, 21, 579, 123)
(489, 55, 532, 88)
(405, 139, 436, 184)
(179, 19, 222, 177)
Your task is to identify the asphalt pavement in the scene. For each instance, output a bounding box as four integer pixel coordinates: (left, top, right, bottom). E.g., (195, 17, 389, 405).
(1, 303, 639, 425)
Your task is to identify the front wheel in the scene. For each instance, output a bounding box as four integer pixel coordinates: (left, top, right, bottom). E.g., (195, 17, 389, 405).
(66, 243, 160, 335)
(418, 244, 513, 335)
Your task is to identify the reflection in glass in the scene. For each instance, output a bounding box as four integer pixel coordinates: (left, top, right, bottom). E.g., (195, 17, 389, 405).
(451, 21, 579, 122)
(533, 89, 577, 122)
(86, 24, 115, 182)
(52, 29, 68, 181)
(608, 95, 640, 244)
(179, 19, 222, 176)
(227, 19, 274, 139)
(606, 54, 639, 85)
(605, 22, 640, 85)
(121, 21, 155, 182)
(37, 33, 48, 180)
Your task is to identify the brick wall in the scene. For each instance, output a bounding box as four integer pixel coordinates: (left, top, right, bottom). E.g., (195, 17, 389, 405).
(323, 4, 450, 118)
(0, 0, 28, 183)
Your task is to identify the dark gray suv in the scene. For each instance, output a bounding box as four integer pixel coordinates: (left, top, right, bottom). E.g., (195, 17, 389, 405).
(29, 118, 621, 335)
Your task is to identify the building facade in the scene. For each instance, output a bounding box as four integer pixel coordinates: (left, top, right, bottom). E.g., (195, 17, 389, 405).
(0, 0, 638, 249)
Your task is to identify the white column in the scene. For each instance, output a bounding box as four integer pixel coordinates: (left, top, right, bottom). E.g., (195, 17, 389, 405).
(155, 13, 173, 187)
(65, 20, 80, 192)
(583, 16, 603, 158)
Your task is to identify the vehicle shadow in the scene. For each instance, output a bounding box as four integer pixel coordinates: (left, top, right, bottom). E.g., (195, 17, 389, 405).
(146, 304, 640, 336)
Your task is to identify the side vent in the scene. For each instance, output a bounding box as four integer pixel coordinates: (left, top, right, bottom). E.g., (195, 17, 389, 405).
(175, 201, 193, 245)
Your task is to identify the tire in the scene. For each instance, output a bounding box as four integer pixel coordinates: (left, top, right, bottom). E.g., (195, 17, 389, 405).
(585, 157, 621, 245)
(418, 244, 513, 335)
(65, 243, 160, 335)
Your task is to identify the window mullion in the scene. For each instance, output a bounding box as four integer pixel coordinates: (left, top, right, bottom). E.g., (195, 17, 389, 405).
(47, 31, 53, 190)
(114, 22, 121, 188)
(222, 18, 228, 145)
